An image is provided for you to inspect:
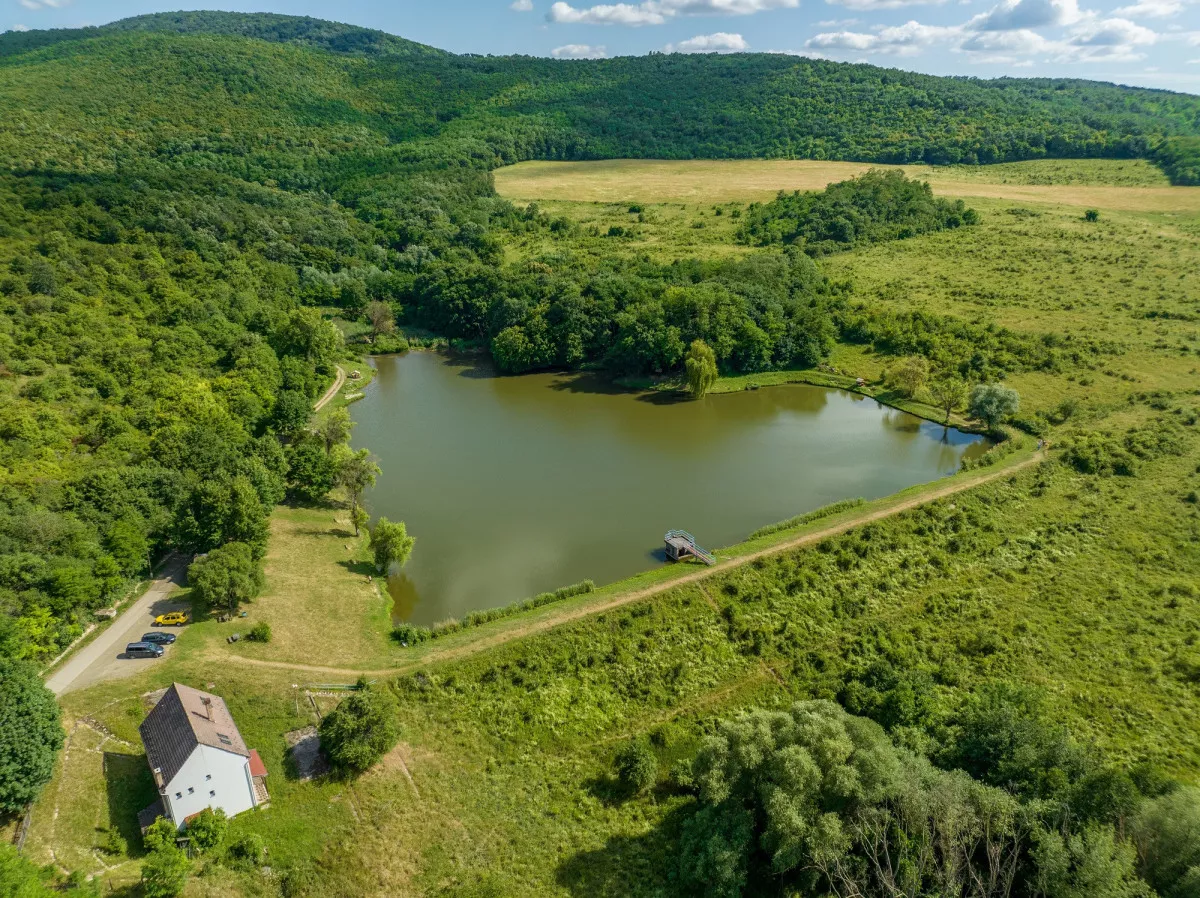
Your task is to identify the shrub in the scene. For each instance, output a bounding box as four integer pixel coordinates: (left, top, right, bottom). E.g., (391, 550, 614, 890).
(185, 807, 227, 853)
(246, 622, 271, 643)
(319, 686, 400, 774)
(142, 845, 190, 898)
(749, 498, 865, 539)
(142, 816, 177, 852)
(614, 738, 658, 794)
(227, 832, 267, 867)
(1084, 209, 1101, 222)
(102, 827, 127, 857)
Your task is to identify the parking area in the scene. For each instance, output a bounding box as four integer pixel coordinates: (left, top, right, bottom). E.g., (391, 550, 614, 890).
(45, 558, 190, 696)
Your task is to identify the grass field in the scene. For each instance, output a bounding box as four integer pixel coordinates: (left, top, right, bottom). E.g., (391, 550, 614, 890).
(26, 157, 1200, 896)
(495, 158, 1200, 211)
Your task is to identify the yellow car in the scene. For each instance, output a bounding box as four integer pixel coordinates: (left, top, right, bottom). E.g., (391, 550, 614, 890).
(153, 611, 188, 627)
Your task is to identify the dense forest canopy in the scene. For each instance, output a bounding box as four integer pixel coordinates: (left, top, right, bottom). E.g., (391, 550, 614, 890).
(0, 11, 1197, 661)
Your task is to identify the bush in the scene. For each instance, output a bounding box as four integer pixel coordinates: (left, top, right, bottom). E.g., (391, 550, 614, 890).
(185, 807, 227, 853)
(102, 827, 127, 857)
(319, 686, 400, 774)
(227, 832, 267, 867)
(142, 816, 177, 852)
(614, 738, 658, 794)
(142, 845, 190, 898)
(246, 622, 272, 643)
(749, 498, 864, 539)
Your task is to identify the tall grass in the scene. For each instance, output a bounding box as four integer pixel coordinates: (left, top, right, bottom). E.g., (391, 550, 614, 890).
(392, 580, 596, 645)
(748, 498, 865, 540)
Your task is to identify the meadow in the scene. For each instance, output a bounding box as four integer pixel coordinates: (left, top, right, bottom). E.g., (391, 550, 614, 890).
(18, 156, 1200, 896)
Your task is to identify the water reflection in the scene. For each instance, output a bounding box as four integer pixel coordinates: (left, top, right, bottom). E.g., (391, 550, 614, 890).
(355, 352, 989, 625)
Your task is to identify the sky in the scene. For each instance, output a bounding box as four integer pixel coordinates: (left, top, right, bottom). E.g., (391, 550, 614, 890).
(4, 0, 1199, 91)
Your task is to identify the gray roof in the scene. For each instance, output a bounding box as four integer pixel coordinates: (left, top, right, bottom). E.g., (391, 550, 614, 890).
(139, 683, 249, 786)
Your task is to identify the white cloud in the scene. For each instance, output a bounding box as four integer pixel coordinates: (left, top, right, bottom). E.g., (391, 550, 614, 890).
(825, 0, 949, 9)
(511, 0, 534, 10)
(551, 41, 609, 55)
(6, 23, 30, 30)
(547, 0, 796, 25)
(1112, 0, 1185, 16)
(967, 0, 1081, 31)
(17, 0, 68, 8)
(665, 30, 750, 50)
(1059, 15, 1157, 58)
(816, 17, 861, 24)
(548, 1, 666, 23)
(959, 26, 1055, 59)
(806, 19, 960, 53)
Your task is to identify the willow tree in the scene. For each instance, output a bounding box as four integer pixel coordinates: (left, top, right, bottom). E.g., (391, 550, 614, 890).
(685, 340, 718, 400)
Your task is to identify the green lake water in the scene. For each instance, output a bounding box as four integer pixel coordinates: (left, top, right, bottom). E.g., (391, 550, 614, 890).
(350, 352, 988, 626)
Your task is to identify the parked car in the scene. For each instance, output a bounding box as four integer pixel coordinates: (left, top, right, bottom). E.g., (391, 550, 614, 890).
(126, 642, 164, 659)
(153, 611, 188, 626)
(141, 631, 176, 645)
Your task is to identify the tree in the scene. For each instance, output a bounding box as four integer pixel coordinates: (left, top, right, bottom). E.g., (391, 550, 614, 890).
(930, 376, 968, 424)
(185, 807, 227, 854)
(188, 542, 264, 612)
(272, 389, 312, 436)
(141, 845, 189, 898)
(142, 816, 177, 852)
(318, 686, 400, 773)
(286, 433, 339, 503)
(1131, 786, 1200, 898)
(614, 737, 658, 793)
(685, 339, 719, 399)
(888, 355, 930, 399)
(369, 517, 414, 574)
(316, 407, 354, 455)
(1032, 825, 1152, 898)
(336, 449, 380, 534)
(351, 505, 369, 539)
(0, 658, 64, 813)
(365, 300, 396, 338)
(970, 383, 1021, 430)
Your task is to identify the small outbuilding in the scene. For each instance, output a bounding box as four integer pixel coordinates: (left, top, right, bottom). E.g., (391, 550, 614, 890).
(138, 683, 268, 831)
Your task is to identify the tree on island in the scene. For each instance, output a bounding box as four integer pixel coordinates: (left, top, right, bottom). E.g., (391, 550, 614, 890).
(970, 383, 1021, 430)
(0, 658, 64, 814)
(930, 377, 968, 425)
(369, 517, 414, 574)
(685, 339, 718, 399)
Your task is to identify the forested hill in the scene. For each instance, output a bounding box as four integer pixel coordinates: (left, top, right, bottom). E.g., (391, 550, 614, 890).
(2, 11, 1200, 171)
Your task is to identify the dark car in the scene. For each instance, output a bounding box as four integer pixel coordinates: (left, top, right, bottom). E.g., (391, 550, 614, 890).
(141, 631, 177, 645)
(126, 641, 164, 659)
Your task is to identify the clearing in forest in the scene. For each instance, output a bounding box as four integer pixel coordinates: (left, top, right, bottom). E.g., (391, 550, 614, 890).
(495, 158, 1200, 211)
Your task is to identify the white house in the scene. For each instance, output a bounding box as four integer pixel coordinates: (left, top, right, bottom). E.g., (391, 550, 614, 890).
(137, 683, 269, 832)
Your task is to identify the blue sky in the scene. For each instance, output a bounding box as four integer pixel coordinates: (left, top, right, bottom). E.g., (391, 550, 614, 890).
(5, 0, 1199, 91)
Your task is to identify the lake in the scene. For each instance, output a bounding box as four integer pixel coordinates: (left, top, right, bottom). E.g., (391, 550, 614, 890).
(350, 352, 988, 625)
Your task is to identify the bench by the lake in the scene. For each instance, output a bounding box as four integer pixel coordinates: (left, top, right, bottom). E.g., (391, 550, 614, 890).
(665, 530, 716, 565)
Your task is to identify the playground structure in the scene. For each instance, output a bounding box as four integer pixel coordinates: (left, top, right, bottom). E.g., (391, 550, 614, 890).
(664, 530, 716, 565)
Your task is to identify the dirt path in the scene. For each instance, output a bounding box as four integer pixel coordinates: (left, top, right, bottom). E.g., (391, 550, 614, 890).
(313, 366, 346, 412)
(224, 450, 1045, 679)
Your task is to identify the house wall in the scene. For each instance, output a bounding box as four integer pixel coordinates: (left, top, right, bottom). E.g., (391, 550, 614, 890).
(162, 745, 256, 829)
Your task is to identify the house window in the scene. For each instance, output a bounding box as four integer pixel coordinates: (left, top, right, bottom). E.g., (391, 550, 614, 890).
(174, 792, 182, 799)
(209, 790, 216, 797)
(187, 787, 194, 794)
(205, 774, 212, 781)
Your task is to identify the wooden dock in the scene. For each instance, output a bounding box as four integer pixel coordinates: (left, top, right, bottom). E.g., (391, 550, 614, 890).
(664, 530, 716, 565)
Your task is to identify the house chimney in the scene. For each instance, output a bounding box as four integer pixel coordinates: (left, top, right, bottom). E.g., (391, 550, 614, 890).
(201, 697, 213, 720)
